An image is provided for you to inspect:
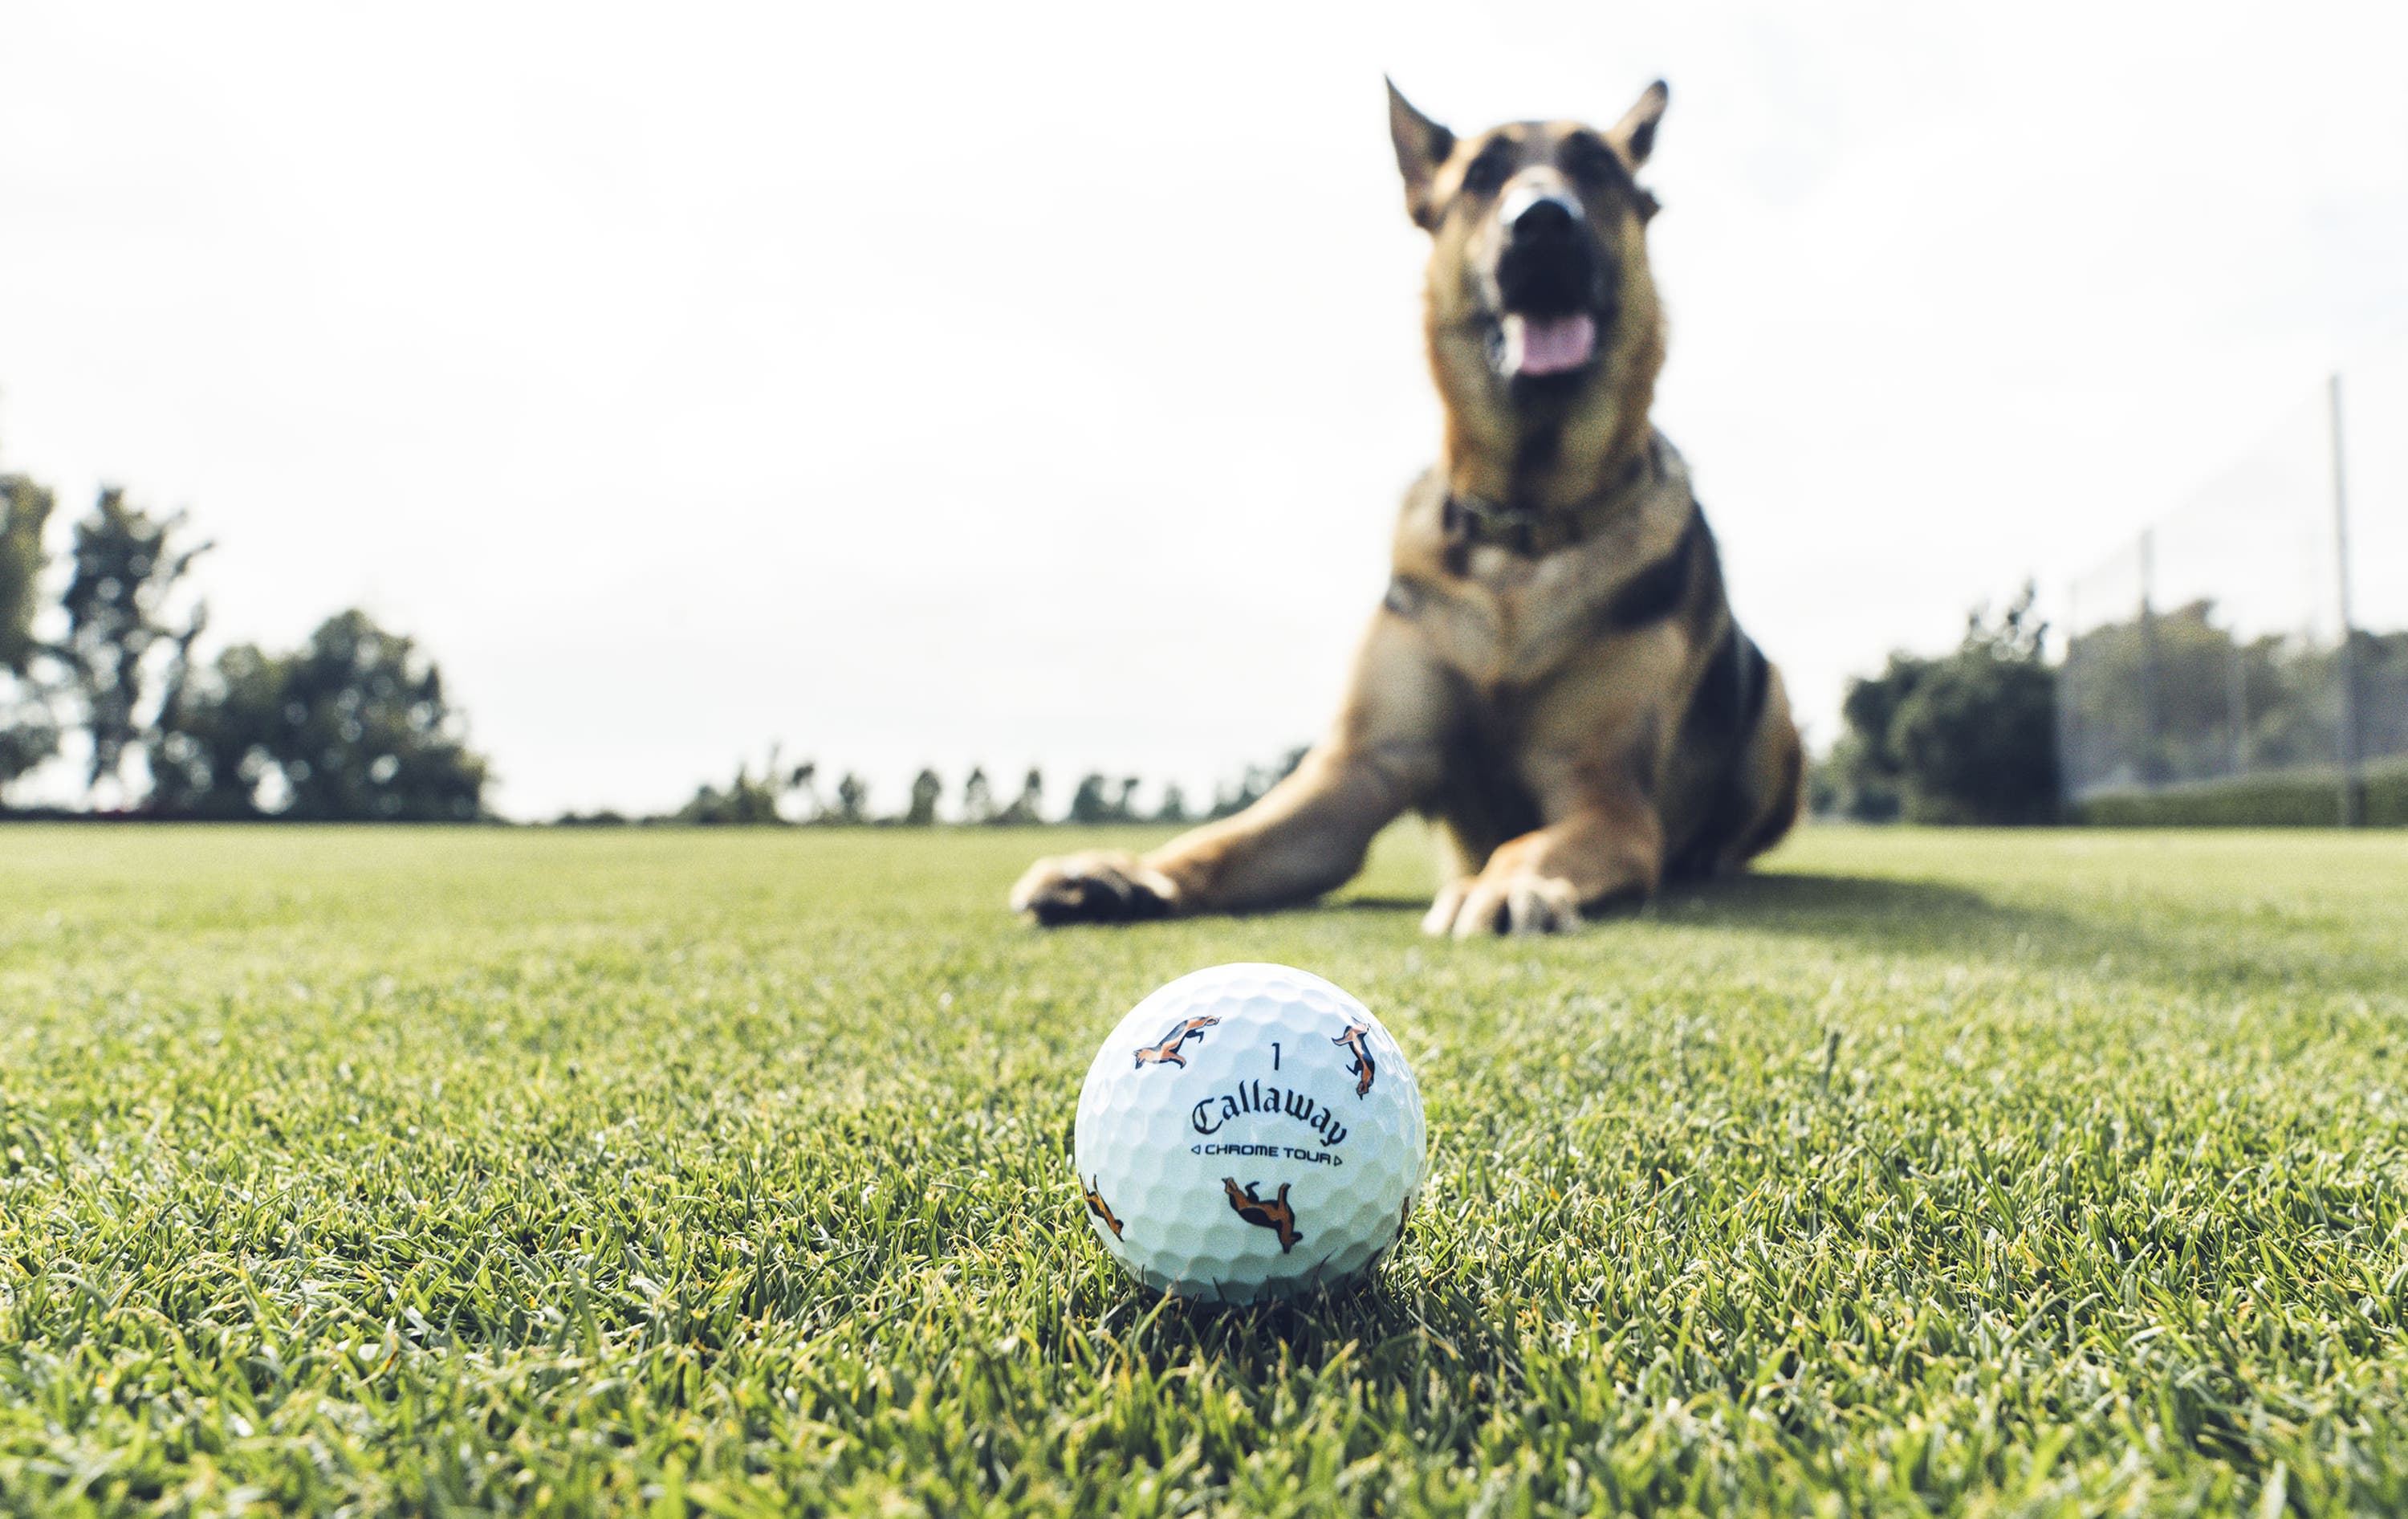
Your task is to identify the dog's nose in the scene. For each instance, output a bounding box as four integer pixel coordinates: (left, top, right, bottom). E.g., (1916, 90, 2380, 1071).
(1503, 185, 1580, 242)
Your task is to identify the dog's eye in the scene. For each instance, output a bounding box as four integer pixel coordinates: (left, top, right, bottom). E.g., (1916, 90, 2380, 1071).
(1460, 152, 1511, 197)
(1561, 139, 1618, 185)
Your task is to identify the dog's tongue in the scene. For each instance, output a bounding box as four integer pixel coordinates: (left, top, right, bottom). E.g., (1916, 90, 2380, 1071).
(1502, 312, 1597, 377)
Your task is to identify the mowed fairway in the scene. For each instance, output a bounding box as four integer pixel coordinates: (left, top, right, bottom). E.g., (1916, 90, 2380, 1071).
(3, 825, 2406, 1517)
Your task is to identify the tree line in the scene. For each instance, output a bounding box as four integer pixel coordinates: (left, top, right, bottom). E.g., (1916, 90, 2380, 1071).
(0, 465, 2076, 834)
(575, 747, 1309, 828)
(6, 454, 1308, 825)
(2, 470, 486, 820)
(47, 454, 2331, 833)
(1816, 580, 2406, 825)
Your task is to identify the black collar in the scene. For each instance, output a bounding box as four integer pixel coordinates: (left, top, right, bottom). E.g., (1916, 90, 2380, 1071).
(1440, 442, 1660, 556)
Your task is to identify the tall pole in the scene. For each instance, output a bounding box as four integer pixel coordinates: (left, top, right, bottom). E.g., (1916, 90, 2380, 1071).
(2329, 373, 2365, 827)
(2139, 529, 2163, 787)
(2227, 638, 2247, 778)
(2061, 580, 2081, 802)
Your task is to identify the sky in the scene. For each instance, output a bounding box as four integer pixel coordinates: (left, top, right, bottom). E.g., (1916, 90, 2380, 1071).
(2, 1, 2404, 820)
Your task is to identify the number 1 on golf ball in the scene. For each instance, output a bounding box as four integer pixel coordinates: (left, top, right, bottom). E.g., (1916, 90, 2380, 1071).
(1075, 963, 1426, 1302)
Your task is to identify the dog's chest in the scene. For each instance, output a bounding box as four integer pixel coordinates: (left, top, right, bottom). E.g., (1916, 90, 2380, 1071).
(1386, 454, 1699, 692)
(1405, 544, 1633, 688)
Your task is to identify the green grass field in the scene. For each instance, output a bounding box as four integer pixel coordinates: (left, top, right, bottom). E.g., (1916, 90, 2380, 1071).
(3, 824, 2406, 1517)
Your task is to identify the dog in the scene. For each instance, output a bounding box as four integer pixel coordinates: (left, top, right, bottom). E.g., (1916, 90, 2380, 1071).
(1332, 1024, 1377, 1097)
(1012, 79, 1802, 935)
(1222, 1178, 1304, 1252)
(1131, 1016, 1219, 1069)
(1082, 1178, 1125, 1239)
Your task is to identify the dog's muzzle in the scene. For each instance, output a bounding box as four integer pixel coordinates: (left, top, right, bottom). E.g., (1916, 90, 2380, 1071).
(1500, 185, 1582, 248)
(1491, 185, 1604, 378)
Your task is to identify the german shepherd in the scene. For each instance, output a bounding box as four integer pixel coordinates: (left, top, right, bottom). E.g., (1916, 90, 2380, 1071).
(1012, 80, 1801, 935)
(1222, 1178, 1304, 1253)
(1132, 1016, 1219, 1069)
(1331, 1024, 1377, 1098)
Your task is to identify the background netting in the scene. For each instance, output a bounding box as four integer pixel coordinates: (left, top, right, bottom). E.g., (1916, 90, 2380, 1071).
(2059, 343, 2408, 812)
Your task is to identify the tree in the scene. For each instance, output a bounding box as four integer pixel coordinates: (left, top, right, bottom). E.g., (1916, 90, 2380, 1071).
(0, 669, 57, 794)
(152, 609, 489, 821)
(1826, 656, 1922, 821)
(1815, 731, 1898, 821)
(661, 749, 821, 824)
(1890, 650, 2059, 828)
(1153, 781, 1190, 825)
(1068, 772, 1149, 824)
(995, 767, 1044, 825)
(832, 772, 870, 825)
(1068, 772, 1113, 824)
(57, 487, 209, 799)
(270, 610, 486, 821)
(904, 768, 943, 825)
(146, 641, 284, 819)
(961, 766, 996, 825)
(1824, 584, 2059, 825)
(0, 474, 51, 677)
(0, 474, 59, 792)
(1209, 747, 1308, 819)
(673, 764, 785, 824)
(551, 808, 628, 826)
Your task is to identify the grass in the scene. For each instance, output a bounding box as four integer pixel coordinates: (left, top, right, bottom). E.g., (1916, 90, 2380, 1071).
(2, 822, 2405, 1517)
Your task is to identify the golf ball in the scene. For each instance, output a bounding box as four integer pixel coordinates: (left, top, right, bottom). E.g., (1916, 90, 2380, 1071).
(1073, 963, 1426, 1302)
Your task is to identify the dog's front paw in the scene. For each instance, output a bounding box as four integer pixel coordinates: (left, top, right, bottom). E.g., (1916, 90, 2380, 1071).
(1421, 869, 1582, 938)
(1010, 851, 1182, 926)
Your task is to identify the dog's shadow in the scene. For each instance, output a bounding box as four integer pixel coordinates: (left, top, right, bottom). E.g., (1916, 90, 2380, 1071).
(1336, 869, 2045, 952)
(1336, 866, 2362, 996)
(1657, 868, 2064, 950)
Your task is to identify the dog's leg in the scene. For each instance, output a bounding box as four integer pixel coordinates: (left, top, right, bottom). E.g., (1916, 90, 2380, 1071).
(1143, 744, 1414, 910)
(1011, 615, 1452, 924)
(1727, 667, 1805, 866)
(1422, 754, 1664, 938)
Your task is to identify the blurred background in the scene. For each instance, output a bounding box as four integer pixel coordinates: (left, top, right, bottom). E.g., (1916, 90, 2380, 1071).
(2, 1, 2402, 826)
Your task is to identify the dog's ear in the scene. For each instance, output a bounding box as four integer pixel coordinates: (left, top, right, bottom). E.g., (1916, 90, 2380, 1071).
(1386, 78, 1455, 231)
(1611, 79, 1670, 169)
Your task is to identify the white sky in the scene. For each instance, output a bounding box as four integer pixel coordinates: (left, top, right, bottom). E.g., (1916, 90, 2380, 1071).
(3, 1, 2404, 820)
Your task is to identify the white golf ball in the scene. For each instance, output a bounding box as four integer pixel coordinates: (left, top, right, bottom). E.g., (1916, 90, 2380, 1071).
(1074, 963, 1426, 1303)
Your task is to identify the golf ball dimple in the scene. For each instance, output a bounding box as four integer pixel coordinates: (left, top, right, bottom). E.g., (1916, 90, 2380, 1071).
(1074, 963, 1426, 1303)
